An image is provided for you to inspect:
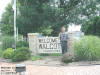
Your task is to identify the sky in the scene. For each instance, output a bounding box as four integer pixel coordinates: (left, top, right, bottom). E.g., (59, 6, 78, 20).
(0, 0, 11, 19)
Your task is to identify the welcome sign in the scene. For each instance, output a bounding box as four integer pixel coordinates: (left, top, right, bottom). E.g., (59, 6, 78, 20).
(38, 37, 62, 53)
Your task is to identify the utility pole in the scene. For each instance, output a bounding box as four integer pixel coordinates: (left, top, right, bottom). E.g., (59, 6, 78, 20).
(13, 0, 17, 49)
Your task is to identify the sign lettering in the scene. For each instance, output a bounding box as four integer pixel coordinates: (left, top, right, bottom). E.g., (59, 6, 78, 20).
(38, 37, 61, 53)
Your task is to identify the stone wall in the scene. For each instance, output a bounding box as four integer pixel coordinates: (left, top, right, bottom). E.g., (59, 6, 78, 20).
(28, 32, 74, 57)
(67, 32, 74, 57)
(28, 33, 39, 56)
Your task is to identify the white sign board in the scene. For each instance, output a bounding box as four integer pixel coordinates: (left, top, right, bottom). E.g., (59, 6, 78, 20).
(38, 37, 61, 53)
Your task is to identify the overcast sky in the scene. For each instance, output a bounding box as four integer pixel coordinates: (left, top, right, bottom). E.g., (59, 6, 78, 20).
(0, 0, 11, 19)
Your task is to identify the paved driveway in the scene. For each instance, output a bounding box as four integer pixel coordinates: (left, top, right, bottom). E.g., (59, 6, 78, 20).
(0, 62, 100, 75)
(26, 65, 100, 75)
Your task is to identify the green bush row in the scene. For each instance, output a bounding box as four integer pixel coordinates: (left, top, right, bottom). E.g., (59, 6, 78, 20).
(12, 47, 31, 62)
(75, 36, 100, 61)
(2, 48, 13, 59)
(2, 47, 31, 62)
(62, 36, 100, 63)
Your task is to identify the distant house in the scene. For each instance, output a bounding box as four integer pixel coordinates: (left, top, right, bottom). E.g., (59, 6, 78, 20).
(68, 24, 84, 40)
(73, 31, 84, 40)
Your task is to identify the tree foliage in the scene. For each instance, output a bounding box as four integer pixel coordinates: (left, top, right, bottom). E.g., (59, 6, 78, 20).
(81, 16, 100, 36)
(17, 0, 54, 36)
(0, 0, 100, 36)
(0, 4, 14, 35)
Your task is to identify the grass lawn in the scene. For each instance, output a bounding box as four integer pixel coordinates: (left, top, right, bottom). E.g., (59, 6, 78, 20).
(0, 50, 3, 57)
(39, 53, 62, 56)
(0, 45, 2, 57)
(30, 53, 61, 61)
(31, 55, 42, 61)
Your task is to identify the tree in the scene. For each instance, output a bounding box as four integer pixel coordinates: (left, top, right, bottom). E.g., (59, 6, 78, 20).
(51, 0, 100, 36)
(17, 0, 54, 36)
(0, 4, 14, 35)
(1, 0, 100, 36)
(81, 16, 100, 36)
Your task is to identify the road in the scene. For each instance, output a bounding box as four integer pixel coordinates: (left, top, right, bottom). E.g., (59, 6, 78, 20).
(0, 62, 100, 75)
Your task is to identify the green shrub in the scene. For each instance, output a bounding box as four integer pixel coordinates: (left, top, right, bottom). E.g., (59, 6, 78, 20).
(12, 47, 31, 62)
(0, 50, 3, 57)
(2, 36, 14, 50)
(16, 41, 29, 48)
(31, 56, 42, 61)
(0, 45, 3, 57)
(75, 36, 100, 61)
(2, 48, 13, 59)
